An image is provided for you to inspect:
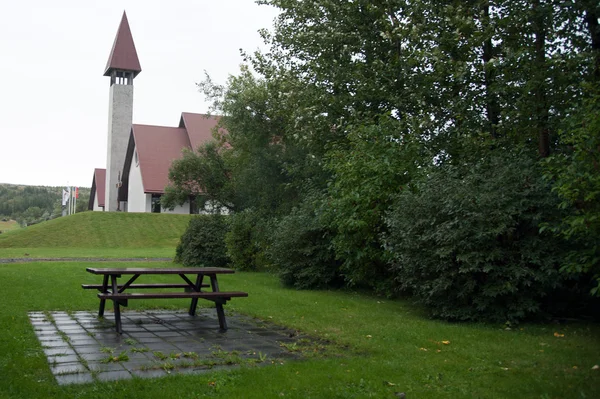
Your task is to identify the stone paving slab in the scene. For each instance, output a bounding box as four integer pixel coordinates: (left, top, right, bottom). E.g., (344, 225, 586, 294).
(30, 310, 320, 385)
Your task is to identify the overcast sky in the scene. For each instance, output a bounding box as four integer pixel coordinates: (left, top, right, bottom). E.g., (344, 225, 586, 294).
(0, 0, 278, 188)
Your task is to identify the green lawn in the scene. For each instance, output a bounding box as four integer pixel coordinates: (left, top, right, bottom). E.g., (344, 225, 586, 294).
(0, 219, 19, 233)
(0, 247, 176, 259)
(0, 212, 192, 249)
(0, 261, 598, 399)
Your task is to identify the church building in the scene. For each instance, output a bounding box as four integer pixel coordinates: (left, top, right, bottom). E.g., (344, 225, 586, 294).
(88, 12, 219, 214)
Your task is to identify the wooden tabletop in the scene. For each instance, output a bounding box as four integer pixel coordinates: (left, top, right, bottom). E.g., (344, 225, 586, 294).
(86, 267, 235, 275)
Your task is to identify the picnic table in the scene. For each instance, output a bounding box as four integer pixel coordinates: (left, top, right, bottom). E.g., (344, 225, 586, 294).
(83, 267, 248, 334)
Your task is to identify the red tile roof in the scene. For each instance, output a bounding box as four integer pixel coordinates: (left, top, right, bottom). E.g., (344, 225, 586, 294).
(88, 168, 106, 210)
(179, 113, 220, 150)
(116, 113, 223, 201)
(131, 124, 191, 193)
(104, 11, 142, 77)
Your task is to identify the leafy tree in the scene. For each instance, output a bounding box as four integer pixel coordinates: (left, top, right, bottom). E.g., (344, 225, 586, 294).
(544, 92, 600, 295)
(162, 140, 235, 213)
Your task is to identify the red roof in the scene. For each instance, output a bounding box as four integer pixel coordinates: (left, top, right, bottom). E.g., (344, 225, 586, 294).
(117, 113, 223, 200)
(104, 11, 142, 77)
(89, 168, 106, 209)
(131, 125, 191, 193)
(179, 113, 220, 150)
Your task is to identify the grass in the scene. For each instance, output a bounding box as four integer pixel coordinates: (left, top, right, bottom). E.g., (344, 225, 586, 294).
(0, 219, 19, 233)
(0, 247, 176, 259)
(0, 212, 192, 249)
(0, 260, 598, 398)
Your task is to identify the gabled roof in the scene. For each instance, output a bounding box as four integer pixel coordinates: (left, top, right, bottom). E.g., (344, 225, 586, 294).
(104, 11, 142, 77)
(119, 113, 222, 200)
(179, 113, 220, 150)
(88, 168, 106, 210)
(131, 124, 191, 193)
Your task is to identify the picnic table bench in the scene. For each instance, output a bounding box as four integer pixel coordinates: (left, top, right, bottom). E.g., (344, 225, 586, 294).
(83, 267, 248, 334)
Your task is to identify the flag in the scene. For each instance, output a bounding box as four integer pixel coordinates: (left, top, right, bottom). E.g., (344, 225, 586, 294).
(75, 187, 79, 199)
(62, 187, 70, 206)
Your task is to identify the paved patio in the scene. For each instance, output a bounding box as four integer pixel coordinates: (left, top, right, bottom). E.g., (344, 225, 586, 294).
(30, 310, 309, 385)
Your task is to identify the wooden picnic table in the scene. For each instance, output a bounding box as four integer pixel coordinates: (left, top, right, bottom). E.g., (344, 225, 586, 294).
(83, 267, 248, 334)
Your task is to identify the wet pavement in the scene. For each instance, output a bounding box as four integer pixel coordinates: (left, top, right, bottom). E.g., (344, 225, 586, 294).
(30, 310, 309, 385)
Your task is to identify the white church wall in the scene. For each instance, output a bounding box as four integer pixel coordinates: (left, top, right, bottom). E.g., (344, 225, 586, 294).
(127, 148, 149, 213)
(92, 191, 104, 211)
(162, 201, 190, 214)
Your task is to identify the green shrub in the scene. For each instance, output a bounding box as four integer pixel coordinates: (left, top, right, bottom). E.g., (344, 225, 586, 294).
(384, 150, 567, 322)
(267, 200, 341, 289)
(175, 214, 229, 267)
(225, 209, 268, 271)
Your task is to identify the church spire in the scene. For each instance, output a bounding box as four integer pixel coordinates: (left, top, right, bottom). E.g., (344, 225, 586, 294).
(104, 11, 142, 80)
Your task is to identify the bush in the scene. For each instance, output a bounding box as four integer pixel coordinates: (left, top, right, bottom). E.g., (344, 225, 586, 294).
(267, 199, 342, 289)
(175, 214, 229, 267)
(384, 150, 567, 322)
(225, 209, 269, 271)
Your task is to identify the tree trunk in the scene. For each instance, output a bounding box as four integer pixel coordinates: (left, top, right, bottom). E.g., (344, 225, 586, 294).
(481, 1, 500, 138)
(533, 0, 550, 157)
(584, 6, 600, 79)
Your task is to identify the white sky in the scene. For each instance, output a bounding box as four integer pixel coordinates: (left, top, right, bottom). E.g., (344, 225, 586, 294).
(0, 0, 278, 187)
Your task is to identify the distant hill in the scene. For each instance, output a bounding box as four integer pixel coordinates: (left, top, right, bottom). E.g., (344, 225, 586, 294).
(0, 183, 90, 225)
(0, 211, 193, 248)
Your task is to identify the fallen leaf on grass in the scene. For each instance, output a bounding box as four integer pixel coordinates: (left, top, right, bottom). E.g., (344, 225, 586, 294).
(366, 335, 372, 338)
(419, 348, 428, 351)
(441, 340, 450, 345)
(592, 365, 599, 370)
(553, 332, 565, 338)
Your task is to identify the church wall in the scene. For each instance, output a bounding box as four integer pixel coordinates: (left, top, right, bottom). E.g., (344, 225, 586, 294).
(162, 201, 190, 214)
(127, 148, 149, 212)
(92, 192, 104, 211)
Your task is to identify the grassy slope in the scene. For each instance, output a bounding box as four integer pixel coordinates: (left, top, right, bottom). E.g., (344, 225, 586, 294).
(0, 219, 19, 233)
(0, 212, 193, 257)
(0, 262, 598, 399)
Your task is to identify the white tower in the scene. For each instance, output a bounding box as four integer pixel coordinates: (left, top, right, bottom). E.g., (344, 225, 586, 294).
(103, 11, 141, 211)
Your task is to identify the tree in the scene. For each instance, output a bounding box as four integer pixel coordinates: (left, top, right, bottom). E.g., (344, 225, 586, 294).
(162, 140, 235, 213)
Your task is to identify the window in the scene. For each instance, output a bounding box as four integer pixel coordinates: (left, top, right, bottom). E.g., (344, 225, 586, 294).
(190, 196, 198, 214)
(151, 194, 161, 213)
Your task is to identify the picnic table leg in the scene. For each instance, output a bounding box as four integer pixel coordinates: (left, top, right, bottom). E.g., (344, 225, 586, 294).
(98, 275, 108, 317)
(209, 275, 228, 331)
(111, 275, 122, 334)
(188, 274, 204, 316)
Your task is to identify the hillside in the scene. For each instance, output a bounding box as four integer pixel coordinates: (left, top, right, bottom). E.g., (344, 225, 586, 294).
(0, 211, 193, 249)
(0, 183, 91, 224)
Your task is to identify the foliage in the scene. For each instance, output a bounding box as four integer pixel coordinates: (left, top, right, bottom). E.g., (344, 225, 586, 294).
(544, 91, 600, 295)
(324, 118, 418, 292)
(175, 214, 230, 267)
(267, 195, 341, 289)
(162, 140, 234, 213)
(224, 209, 270, 271)
(385, 148, 568, 322)
(167, 0, 600, 317)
